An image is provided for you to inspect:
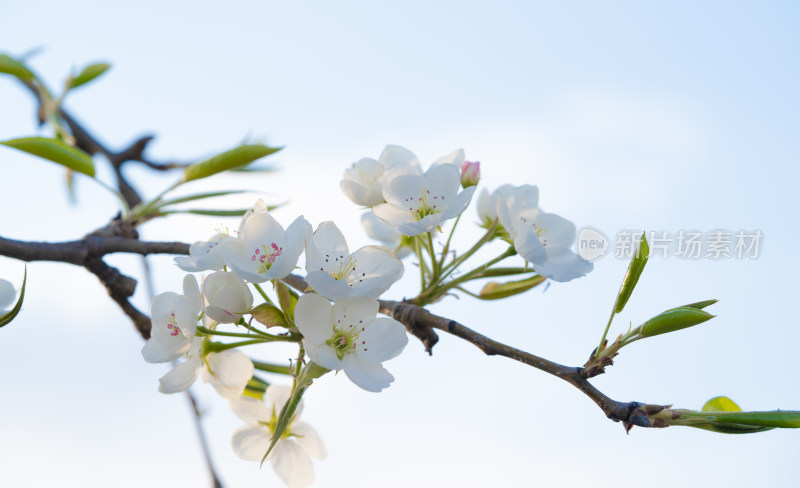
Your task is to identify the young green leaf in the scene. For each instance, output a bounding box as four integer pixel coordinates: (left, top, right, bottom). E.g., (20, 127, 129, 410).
(0, 54, 35, 81)
(677, 299, 718, 310)
(66, 62, 110, 90)
(679, 409, 800, 434)
(260, 362, 329, 466)
(250, 303, 289, 328)
(613, 232, 649, 314)
(183, 144, 281, 182)
(0, 137, 95, 177)
(0, 267, 27, 328)
(478, 275, 547, 300)
(639, 307, 714, 338)
(275, 280, 299, 322)
(157, 190, 251, 207)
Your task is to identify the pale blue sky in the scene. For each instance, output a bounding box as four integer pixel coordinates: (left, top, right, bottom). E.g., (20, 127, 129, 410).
(1, 2, 799, 487)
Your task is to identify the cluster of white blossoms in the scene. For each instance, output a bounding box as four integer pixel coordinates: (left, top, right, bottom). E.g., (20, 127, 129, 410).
(477, 184, 593, 282)
(144, 195, 409, 487)
(143, 144, 592, 487)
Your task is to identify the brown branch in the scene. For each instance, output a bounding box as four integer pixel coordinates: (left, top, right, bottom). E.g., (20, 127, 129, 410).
(0, 234, 189, 339)
(280, 273, 668, 431)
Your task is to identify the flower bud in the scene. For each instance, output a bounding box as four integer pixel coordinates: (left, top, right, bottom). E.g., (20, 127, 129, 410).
(460, 161, 480, 188)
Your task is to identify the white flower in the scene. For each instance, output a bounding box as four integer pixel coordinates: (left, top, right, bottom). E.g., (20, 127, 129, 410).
(305, 221, 404, 300)
(174, 232, 233, 272)
(495, 187, 593, 282)
(294, 294, 408, 392)
(142, 275, 202, 364)
(493, 184, 540, 234)
(158, 337, 254, 399)
(203, 271, 254, 324)
(223, 200, 310, 283)
(0, 279, 16, 313)
(360, 212, 412, 258)
(230, 385, 326, 488)
(372, 146, 476, 236)
(340, 157, 386, 207)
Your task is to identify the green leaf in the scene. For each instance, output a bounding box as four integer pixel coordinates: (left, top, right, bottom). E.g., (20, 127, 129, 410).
(0, 54, 35, 81)
(275, 280, 298, 321)
(702, 396, 742, 412)
(163, 209, 251, 217)
(0, 267, 27, 328)
(680, 409, 800, 434)
(639, 307, 714, 338)
(471, 267, 536, 279)
(158, 190, 251, 207)
(183, 144, 281, 182)
(478, 275, 547, 300)
(260, 362, 328, 466)
(613, 232, 649, 314)
(1, 137, 95, 177)
(250, 303, 289, 328)
(678, 299, 718, 310)
(66, 62, 110, 90)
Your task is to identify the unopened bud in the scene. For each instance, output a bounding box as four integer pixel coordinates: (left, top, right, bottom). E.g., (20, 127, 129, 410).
(460, 161, 480, 188)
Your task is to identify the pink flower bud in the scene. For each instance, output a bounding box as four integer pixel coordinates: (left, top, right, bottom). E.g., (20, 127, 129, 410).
(460, 161, 480, 188)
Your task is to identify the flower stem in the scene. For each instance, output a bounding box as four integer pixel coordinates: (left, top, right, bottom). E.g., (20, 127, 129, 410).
(252, 360, 293, 375)
(252, 283, 273, 304)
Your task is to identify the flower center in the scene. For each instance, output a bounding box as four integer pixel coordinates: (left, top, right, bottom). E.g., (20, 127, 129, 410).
(325, 316, 368, 360)
(404, 188, 445, 221)
(519, 217, 548, 246)
(251, 242, 283, 273)
(167, 311, 181, 336)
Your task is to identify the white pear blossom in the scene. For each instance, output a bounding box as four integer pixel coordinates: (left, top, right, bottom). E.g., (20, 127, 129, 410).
(142, 275, 202, 364)
(230, 385, 326, 488)
(0, 279, 16, 313)
(495, 187, 593, 282)
(305, 221, 404, 300)
(372, 146, 476, 236)
(360, 212, 412, 258)
(203, 271, 254, 324)
(294, 294, 408, 392)
(340, 158, 385, 207)
(158, 337, 254, 398)
(174, 231, 233, 272)
(223, 200, 310, 283)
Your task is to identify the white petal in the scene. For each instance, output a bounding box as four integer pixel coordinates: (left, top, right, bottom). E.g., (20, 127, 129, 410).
(432, 148, 465, 167)
(333, 297, 379, 328)
(343, 246, 404, 298)
(382, 174, 425, 209)
(304, 341, 342, 371)
(361, 212, 402, 247)
(372, 203, 415, 228)
(397, 213, 444, 236)
(379, 145, 420, 170)
(423, 163, 461, 204)
(266, 384, 294, 413)
(291, 421, 326, 459)
(204, 349, 254, 399)
(341, 355, 395, 392)
(230, 396, 271, 424)
(203, 271, 253, 323)
(535, 249, 594, 282)
(536, 212, 577, 250)
(266, 216, 310, 280)
(270, 439, 315, 488)
(0, 279, 15, 309)
(294, 294, 334, 344)
(222, 238, 267, 283)
(357, 317, 408, 363)
(440, 184, 476, 220)
(141, 333, 191, 364)
(231, 424, 271, 461)
(304, 271, 354, 301)
(158, 356, 202, 393)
